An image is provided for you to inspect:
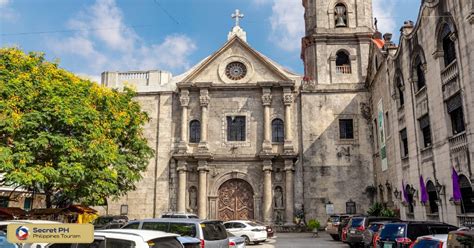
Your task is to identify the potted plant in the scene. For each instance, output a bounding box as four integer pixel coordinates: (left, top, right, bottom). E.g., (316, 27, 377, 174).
(307, 219, 320, 237)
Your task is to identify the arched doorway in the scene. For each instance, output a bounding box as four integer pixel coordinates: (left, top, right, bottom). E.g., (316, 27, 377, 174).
(218, 179, 254, 221)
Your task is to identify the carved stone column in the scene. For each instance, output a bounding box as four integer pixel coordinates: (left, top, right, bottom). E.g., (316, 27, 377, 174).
(262, 87, 272, 153)
(262, 160, 273, 223)
(197, 160, 209, 218)
(284, 159, 295, 224)
(199, 88, 210, 152)
(179, 89, 190, 153)
(283, 87, 294, 152)
(177, 160, 188, 212)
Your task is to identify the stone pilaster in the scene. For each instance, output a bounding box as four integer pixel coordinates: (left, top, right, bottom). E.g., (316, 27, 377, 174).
(284, 159, 295, 225)
(177, 160, 188, 212)
(198, 88, 210, 152)
(283, 87, 294, 152)
(262, 87, 273, 153)
(262, 160, 273, 223)
(197, 160, 209, 219)
(179, 89, 190, 153)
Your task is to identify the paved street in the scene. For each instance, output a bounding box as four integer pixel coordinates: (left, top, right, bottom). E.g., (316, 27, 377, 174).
(254, 232, 348, 248)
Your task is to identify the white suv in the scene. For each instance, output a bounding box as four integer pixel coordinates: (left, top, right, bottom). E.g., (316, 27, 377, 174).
(45, 229, 183, 248)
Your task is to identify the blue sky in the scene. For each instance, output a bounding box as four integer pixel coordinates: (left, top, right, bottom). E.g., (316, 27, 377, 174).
(0, 0, 420, 82)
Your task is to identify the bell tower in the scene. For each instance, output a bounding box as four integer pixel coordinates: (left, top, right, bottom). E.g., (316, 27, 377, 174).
(299, 0, 375, 222)
(301, 0, 373, 84)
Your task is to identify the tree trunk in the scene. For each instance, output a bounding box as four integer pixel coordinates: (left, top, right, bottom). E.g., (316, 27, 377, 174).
(45, 191, 52, 208)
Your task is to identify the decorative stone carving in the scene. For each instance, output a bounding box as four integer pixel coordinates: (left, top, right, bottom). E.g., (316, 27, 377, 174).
(261, 94, 272, 106)
(274, 186, 284, 208)
(180, 90, 190, 107)
(189, 186, 197, 209)
(200, 95, 210, 107)
(283, 94, 293, 105)
(302, 79, 316, 91)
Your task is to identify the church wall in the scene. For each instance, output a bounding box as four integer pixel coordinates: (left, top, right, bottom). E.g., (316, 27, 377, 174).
(300, 91, 373, 222)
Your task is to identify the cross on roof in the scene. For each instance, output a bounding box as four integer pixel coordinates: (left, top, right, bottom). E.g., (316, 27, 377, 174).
(232, 9, 244, 27)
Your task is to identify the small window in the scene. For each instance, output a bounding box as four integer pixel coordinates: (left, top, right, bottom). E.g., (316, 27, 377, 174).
(189, 120, 201, 143)
(0, 197, 8, 207)
(459, 175, 474, 213)
(24, 197, 32, 210)
(415, 57, 426, 91)
(385, 112, 390, 134)
(419, 115, 432, 148)
(447, 94, 465, 135)
(441, 23, 456, 66)
(400, 128, 408, 158)
(272, 118, 284, 143)
(373, 119, 379, 149)
(346, 200, 356, 214)
(336, 51, 351, 74)
(396, 77, 405, 107)
(227, 116, 246, 141)
(169, 223, 197, 237)
(426, 181, 439, 214)
(339, 119, 354, 139)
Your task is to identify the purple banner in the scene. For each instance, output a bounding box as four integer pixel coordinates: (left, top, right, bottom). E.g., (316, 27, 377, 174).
(452, 167, 462, 201)
(419, 175, 428, 204)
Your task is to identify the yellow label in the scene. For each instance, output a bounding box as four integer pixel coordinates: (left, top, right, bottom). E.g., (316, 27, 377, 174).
(7, 224, 94, 244)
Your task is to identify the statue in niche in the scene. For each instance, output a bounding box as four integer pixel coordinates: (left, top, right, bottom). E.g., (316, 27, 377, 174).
(189, 187, 197, 210)
(274, 187, 284, 209)
(275, 210, 284, 225)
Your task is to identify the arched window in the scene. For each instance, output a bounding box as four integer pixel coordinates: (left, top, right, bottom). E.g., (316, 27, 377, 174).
(426, 181, 439, 214)
(406, 185, 414, 214)
(272, 118, 284, 143)
(396, 76, 405, 107)
(336, 50, 351, 74)
(334, 3, 347, 27)
(459, 175, 474, 213)
(189, 120, 201, 143)
(441, 23, 456, 66)
(414, 56, 426, 91)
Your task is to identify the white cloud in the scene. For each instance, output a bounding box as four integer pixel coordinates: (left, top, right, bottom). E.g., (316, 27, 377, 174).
(48, 0, 196, 77)
(373, 0, 397, 35)
(268, 0, 305, 52)
(0, 0, 18, 21)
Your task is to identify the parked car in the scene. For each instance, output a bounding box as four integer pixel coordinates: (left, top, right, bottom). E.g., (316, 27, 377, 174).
(411, 234, 448, 248)
(377, 222, 457, 248)
(122, 218, 229, 248)
(346, 216, 401, 247)
(447, 229, 474, 247)
(93, 215, 128, 229)
(340, 217, 352, 243)
(161, 212, 199, 219)
(362, 221, 397, 248)
(326, 214, 354, 241)
(227, 232, 246, 248)
(254, 220, 274, 238)
(224, 220, 267, 245)
(178, 236, 201, 248)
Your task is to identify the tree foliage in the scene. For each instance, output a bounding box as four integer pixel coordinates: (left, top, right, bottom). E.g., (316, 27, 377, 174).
(0, 48, 154, 207)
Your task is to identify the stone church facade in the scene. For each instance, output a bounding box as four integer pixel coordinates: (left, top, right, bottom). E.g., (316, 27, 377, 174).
(100, 0, 472, 226)
(101, 1, 376, 224)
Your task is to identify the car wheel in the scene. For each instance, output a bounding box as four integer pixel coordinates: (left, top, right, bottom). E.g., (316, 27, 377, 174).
(330, 234, 340, 241)
(243, 235, 250, 245)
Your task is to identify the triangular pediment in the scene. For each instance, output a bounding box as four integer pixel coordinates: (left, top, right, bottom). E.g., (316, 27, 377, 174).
(179, 36, 297, 84)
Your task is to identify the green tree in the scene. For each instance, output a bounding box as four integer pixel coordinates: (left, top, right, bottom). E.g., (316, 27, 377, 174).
(0, 48, 153, 208)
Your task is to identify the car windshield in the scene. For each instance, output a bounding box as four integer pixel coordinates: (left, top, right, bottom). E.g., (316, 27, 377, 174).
(329, 216, 341, 222)
(350, 218, 364, 227)
(201, 222, 227, 240)
(379, 224, 406, 240)
(412, 239, 442, 248)
(369, 224, 381, 232)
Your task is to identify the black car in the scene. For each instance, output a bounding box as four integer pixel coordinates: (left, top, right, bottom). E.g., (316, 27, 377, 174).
(377, 221, 458, 248)
(346, 216, 401, 247)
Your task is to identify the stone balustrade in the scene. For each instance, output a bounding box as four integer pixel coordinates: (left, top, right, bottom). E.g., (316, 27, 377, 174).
(441, 60, 458, 85)
(449, 132, 468, 153)
(119, 72, 150, 80)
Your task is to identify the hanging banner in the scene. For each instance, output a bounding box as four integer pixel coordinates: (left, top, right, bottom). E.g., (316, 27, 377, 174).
(378, 99, 387, 171)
